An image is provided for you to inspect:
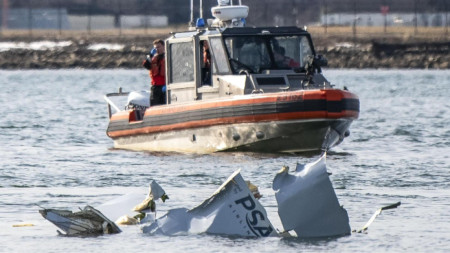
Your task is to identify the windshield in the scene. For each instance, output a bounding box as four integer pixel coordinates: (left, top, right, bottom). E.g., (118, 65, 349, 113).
(224, 35, 313, 73)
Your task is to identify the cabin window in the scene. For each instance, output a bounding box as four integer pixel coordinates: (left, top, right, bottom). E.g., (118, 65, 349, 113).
(225, 36, 271, 73)
(270, 36, 300, 68)
(209, 37, 230, 74)
(223, 35, 314, 73)
(169, 42, 195, 83)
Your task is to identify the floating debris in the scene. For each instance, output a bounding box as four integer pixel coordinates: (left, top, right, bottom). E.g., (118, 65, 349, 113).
(273, 154, 351, 238)
(95, 181, 170, 226)
(39, 155, 400, 239)
(12, 223, 35, 227)
(39, 205, 121, 236)
(133, 180, 169, 212)
(246, 180, 262, 199)
(115, 215, 139, 226)
(142, 169, 276, 237)
(96, 192, 147, 223)
(354, 202, 402, 233)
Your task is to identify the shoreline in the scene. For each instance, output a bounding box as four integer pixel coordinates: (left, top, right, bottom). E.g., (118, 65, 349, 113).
(0, 32, 448, 69)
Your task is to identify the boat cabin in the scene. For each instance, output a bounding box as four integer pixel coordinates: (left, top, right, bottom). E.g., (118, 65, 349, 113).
(165, 26, 330, 104)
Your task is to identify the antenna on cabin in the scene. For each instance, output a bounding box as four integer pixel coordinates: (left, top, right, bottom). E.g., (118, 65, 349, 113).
(196, 0, 205, 28)
(190, 0, 194, 27)
(190, 0, 206, 29)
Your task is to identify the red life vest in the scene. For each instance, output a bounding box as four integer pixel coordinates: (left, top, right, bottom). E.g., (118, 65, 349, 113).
(150, 53, 165, 86)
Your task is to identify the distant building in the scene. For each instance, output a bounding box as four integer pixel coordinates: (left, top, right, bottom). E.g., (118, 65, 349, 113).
(69, 15, 168, 30)
(0, 8, 167, 30)
(1, 8, 70, 29)
(321, 12, 449, 27)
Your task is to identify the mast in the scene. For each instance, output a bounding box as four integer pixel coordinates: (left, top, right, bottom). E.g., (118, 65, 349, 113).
(190, 0, 194, 26)
(2, 0, 8, 29)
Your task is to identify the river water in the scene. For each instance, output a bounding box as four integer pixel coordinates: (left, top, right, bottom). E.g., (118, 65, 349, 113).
(0, 69, 449, 252)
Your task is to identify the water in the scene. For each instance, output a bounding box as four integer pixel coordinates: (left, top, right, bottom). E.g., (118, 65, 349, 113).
(0, 69, 449, 252)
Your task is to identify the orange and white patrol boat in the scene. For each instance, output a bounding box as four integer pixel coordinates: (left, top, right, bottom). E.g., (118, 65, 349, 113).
(104, 1, 359, 154)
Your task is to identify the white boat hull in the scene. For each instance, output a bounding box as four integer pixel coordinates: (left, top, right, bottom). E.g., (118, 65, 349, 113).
(112, 118, 352, 154)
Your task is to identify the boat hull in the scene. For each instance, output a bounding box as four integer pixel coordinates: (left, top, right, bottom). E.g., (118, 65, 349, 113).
(107, 89, 359, 154)
(111, 118, 353, 154)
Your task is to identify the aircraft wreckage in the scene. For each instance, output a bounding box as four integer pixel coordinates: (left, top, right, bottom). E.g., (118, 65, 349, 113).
(40, 154, 400, 238)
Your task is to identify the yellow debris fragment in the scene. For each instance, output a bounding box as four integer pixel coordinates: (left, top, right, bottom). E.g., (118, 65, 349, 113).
(12, 223, 35, 227)
(246, 180, 262, 199)
(133, 197, 156, 212)
(115, 215, 138, 225)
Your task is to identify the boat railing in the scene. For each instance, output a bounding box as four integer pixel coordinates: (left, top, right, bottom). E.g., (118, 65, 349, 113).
(104, 87, 129, 119)
(240, 70, 264, 94)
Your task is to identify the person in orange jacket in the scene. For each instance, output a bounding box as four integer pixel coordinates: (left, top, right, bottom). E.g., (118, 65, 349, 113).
(143, 39, 166, 105)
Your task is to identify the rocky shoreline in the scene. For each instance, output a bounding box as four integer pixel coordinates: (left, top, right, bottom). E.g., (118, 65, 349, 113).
(0, 34, 448, 69)
(317, 40, 449, 69)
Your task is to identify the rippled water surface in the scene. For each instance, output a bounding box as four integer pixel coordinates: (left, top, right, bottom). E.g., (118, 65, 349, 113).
(0, 69, 449, 252)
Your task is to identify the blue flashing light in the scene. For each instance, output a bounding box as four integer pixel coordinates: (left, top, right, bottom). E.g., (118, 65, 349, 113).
(196, 18, 205, 28)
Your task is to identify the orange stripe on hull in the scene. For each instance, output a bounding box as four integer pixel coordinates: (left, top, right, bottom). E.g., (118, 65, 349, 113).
(108, 110, 356, 138)
(110, 90, 358, 121)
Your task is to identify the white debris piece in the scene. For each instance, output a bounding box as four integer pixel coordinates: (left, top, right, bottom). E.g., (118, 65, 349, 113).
(96, 192, 148, 222)
(142, 169, 277, 237)
(142, 208, 191, 235)
(97, 180, 168, 225)
(273, 154, 351, 238)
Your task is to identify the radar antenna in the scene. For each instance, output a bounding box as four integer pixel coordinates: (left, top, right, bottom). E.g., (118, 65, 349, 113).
(211, 0, 249, 28)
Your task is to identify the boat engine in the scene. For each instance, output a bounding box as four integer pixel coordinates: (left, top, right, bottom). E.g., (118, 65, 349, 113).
(126, 91, 150, 110)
